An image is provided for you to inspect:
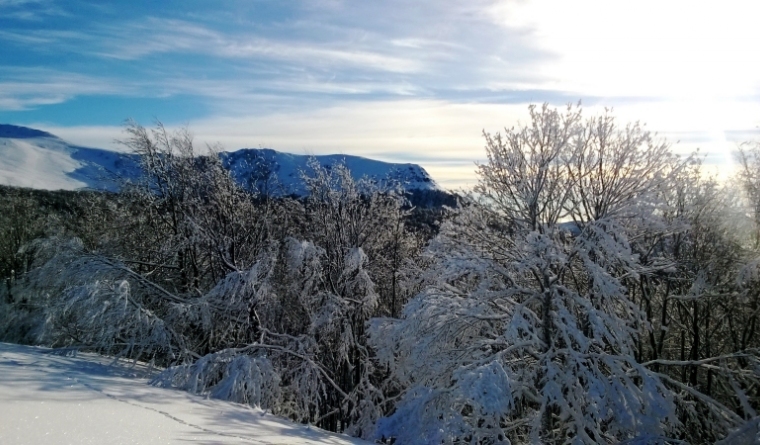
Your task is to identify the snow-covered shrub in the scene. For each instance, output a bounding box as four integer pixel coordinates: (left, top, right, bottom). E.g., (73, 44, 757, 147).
(153, 348, 281, 409)
(372, 208, 681, 443)
(42, 278, 178, 361)
(3, 236, 183, 362)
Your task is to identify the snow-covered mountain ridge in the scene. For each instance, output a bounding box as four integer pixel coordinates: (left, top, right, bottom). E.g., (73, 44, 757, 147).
(0, 124, 441, 195)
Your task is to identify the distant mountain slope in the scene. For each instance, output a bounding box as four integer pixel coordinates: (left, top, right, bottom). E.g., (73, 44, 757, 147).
(0, 124, 443, 197)
(221, 148, 438, 196)
(0, 124, 55, 139)
(0, 125, 89, 190)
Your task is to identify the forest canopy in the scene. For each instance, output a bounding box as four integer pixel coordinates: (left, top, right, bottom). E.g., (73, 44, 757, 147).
(1, 104, 759, 444)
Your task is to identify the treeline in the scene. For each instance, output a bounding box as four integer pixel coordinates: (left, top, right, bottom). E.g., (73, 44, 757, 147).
(1, 106, 759, 444)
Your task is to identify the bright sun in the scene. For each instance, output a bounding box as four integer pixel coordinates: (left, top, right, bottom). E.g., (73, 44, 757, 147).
(496, 0, 760, 100)
(489, 0, 760, 176)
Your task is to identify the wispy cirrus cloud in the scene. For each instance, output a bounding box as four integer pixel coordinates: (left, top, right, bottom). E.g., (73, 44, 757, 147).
(0, 29, 91, 46)
(2, 1, 553, 90)
(0, 68, 141, 110)
(0, 0, 69, 20)
(89, 18, 425, 75)
(0, 0, 556, 116)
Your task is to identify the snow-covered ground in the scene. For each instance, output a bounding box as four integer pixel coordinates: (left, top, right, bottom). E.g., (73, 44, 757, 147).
(0, 343, 369, 445)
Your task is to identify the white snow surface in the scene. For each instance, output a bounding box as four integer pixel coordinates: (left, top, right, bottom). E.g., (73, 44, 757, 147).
(0, 342, 369, 445)
(221, 148, 440, 196)
(0, 137, 87, 190)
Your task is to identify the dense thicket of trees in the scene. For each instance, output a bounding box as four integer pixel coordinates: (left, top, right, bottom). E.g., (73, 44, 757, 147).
(371, 105, 760, 444)
(1, 108, 759, 444)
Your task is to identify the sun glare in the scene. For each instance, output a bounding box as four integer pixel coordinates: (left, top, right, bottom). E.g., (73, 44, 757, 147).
(488, 0, 760, 176)
(497, 0, 760, 99)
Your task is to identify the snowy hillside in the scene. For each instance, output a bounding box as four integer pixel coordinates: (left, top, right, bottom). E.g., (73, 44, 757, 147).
(221, 148, 438, 196)
(0, 342, 369, 445)
(0, 124, 141, 192)
(0, 125, 89, 190)
(0, 124, 441, 195)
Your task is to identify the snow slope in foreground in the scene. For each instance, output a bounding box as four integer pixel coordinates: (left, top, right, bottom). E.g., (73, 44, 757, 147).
(0, 343, 369, 445)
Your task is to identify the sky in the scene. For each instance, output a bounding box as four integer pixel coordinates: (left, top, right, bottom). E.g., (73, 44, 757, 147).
(1, 0, 759, 189)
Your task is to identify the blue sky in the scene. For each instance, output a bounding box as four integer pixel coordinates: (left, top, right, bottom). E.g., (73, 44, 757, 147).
(1, 0, 759, 188)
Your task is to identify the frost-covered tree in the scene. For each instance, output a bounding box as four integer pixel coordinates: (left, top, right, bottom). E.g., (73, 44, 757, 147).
(121, 158, 418, 437)
(290, 159, 418, 435)
(151, 160, 420, 436)
(476, 103, 580, 232)
(119, 121, 279, 296)
(736, 139, 760, 246)
(371, 104, 758, 444)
